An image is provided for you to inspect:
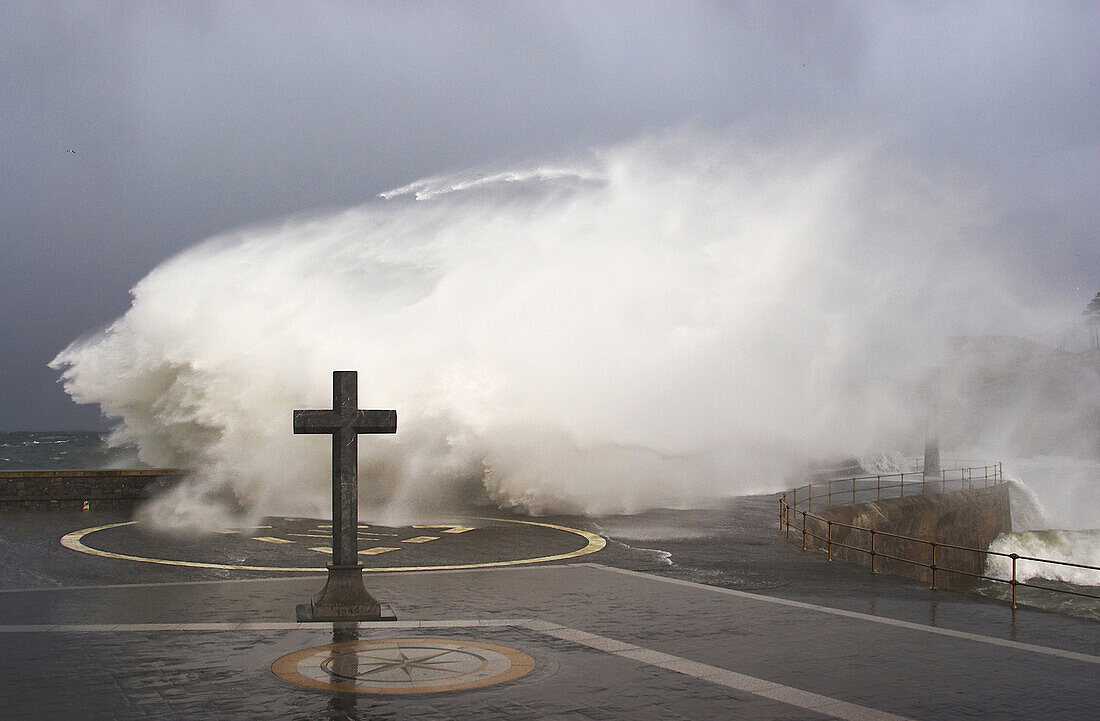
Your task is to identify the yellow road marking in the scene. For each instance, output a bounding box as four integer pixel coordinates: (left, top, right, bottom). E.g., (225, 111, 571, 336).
(402, 536, 439, 544)
(414, 525, 474, 534)
(60, 518, 607, 573)
(252, 536, 295, 544)
(305, 525, 393, 536)
(309, 546, 332, 554)
(360, 547, 400, 555)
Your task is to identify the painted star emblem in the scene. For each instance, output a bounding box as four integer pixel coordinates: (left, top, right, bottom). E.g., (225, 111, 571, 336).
(356, 648, 467, 680)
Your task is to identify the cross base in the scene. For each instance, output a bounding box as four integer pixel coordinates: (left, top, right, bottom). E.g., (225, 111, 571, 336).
(295, 565, 397, 622)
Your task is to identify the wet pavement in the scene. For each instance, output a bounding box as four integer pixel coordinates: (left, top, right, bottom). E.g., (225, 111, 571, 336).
(1, 497, 1098, 720)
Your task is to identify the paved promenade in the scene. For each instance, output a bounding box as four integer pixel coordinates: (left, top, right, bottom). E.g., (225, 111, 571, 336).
(1, 509, 1097, 720)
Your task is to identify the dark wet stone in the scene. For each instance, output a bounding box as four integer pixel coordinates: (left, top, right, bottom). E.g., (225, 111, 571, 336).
(1, 496, 1098, 720)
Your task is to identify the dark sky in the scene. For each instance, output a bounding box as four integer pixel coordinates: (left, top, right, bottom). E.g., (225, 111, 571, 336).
(2, 1, 1097, 430)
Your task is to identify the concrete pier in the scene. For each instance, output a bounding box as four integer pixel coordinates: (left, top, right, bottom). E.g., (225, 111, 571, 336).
(0, 469, 182, 510)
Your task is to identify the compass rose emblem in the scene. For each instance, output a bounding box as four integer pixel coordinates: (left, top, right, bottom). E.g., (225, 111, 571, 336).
(273, 638, 535, 694)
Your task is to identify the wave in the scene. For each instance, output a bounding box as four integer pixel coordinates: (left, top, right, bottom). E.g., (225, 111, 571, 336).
(986, 529, 1100, 586)
(1002, 457, 1100, 531)
(49, 128, 1067, 527)
(856, 450, 913, 475)
(378, 165, 602, 201)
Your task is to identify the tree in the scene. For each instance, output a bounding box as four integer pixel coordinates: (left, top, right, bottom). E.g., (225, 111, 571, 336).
(1085, 291, 1100, 350)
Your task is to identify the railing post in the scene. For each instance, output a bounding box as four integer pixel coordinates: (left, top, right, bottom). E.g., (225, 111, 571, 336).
(808, 484, 812, 512)
(827, 521, 833, 562)
(852, 477, 856, 505)
(1011, 553, 1018, 610)
(876, 475, 881, 501)
(828, 481, 832, 507)
(792, 487, 797, 511)
(942, 468, 946, 493)
(870, 530, 876, 573)
(901, 474, 905, 497)
(930, 542, 938, 590)
(801, 511, 807, 551)
(785, 504, 790, 540)
(779, 495, 785, 531)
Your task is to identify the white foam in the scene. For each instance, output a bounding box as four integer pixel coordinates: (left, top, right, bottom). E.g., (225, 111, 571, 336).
(857, 451, 912, 475)
(49, 129, 1083, 526)
(987, 529, 1100, 586)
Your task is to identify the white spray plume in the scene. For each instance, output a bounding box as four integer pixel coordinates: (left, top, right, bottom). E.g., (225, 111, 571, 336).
(51, 128, 1062, 528)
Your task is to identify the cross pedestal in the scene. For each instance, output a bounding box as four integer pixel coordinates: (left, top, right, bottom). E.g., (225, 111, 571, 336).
(293, 370, 397, 622)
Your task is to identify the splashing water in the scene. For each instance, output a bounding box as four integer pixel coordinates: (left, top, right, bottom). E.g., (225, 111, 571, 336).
(987, 529, 1100, 586)
(50, 129, 1060, 527)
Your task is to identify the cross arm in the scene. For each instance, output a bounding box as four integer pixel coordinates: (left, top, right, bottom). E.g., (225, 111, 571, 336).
(293, 409, 397, 434)
(351, 409, 397, 434)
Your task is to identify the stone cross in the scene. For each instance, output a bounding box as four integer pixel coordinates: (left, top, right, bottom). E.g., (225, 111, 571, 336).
(293, 370, 397, 621)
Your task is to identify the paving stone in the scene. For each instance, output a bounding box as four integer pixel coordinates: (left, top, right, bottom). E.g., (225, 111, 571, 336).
(2, 504, 1098, 720)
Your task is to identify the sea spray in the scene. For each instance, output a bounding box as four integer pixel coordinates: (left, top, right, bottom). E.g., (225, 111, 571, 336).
(986, 529, 1100, 587)
(982, 470, 1099, 589)
(50, 129, 1062, 528)
(856, 451, 914, 475)
(1002, 457, 1100, 531)
(1005, 477, 1048, 532)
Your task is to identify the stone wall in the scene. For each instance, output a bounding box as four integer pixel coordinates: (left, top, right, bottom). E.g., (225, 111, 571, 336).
(0, 469, 184, 511)
(800, 484, 1012, 589)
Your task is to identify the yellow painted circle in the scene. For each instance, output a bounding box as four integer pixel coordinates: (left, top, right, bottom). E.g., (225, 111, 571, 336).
(60, 516, 605, 572)
(272, 638, 535, 695)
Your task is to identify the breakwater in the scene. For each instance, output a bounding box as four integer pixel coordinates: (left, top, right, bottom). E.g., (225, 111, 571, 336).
(0, 469, 183, 510)
(804, 484, 1012, 588)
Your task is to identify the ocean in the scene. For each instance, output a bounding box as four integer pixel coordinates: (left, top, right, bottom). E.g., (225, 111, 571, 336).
(0, 430, 142, 470)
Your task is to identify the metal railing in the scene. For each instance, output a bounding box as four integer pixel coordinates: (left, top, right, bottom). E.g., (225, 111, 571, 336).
(778, 463, 1100, 611)
(784, 463, 1002, 514)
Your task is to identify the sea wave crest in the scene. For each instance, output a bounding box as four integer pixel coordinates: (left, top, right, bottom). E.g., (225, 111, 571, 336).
(986, 529, 1100, 586)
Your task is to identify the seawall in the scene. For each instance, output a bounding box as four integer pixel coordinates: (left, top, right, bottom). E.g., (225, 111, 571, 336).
(803, 484, 1012, 588)
(0, 469, 184, 510)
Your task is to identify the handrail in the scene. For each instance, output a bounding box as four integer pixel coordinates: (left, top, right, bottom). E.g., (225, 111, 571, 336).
(777, 463, 1100, 613)
(784, 463, 1003, 514)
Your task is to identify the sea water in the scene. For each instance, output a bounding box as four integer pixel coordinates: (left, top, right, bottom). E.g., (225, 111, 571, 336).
(0, 430, 142, 470)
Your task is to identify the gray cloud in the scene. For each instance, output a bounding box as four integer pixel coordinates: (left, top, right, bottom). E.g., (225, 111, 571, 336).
(2, 0, 1097, 429)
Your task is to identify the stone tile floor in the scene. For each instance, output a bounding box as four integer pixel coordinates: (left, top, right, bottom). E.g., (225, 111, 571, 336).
(2, 565, 1098, 720)
(1, 502, 1098, 720)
